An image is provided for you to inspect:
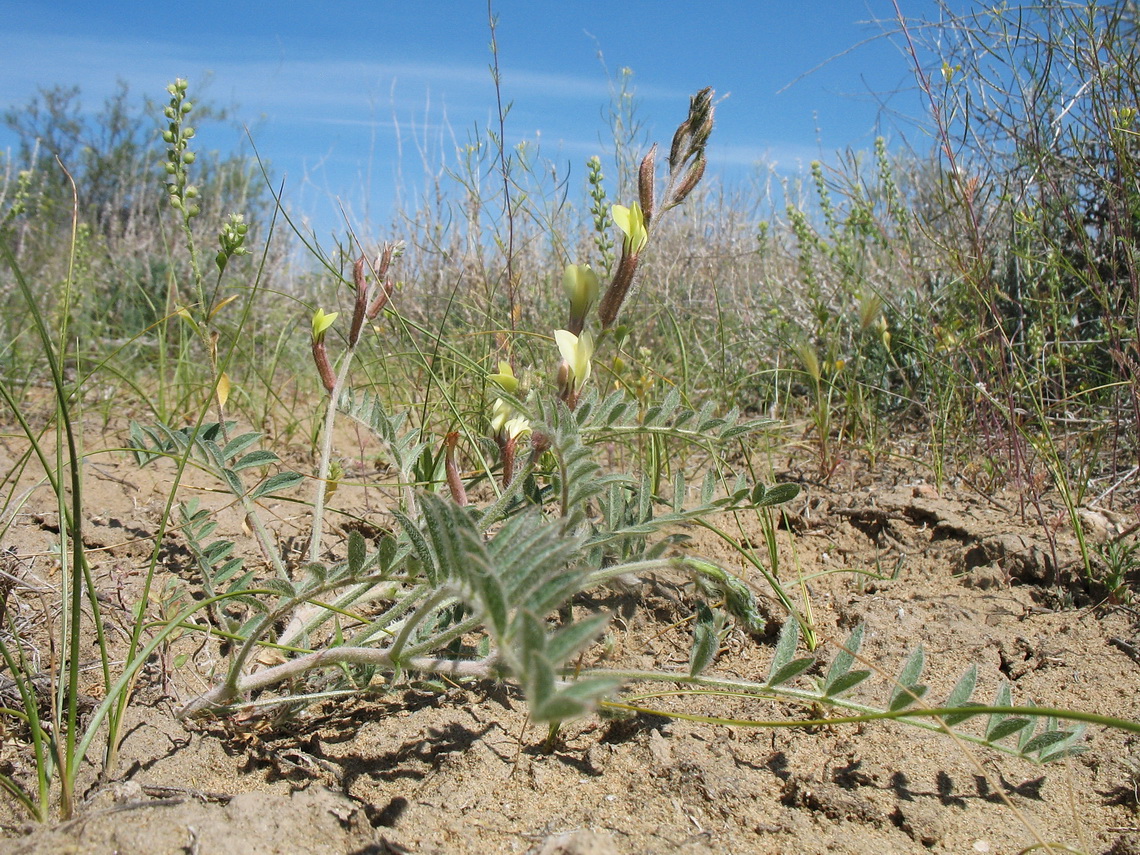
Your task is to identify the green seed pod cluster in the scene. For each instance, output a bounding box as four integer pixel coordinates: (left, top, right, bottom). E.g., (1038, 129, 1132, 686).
(163, 78, 200, 218)
(216, 213, 251, 273)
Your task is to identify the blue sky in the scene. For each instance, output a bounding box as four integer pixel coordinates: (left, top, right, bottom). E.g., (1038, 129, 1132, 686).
(0, 1, 948, 238)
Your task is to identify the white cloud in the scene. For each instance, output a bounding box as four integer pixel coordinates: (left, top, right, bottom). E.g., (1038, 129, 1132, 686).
(0, 30, 672, 123)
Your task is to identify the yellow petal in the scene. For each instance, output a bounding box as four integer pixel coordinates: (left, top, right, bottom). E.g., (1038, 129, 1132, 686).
(216, 372, 231, 408)
(490, 398, 512, 433)
(555, 329, 578, 368)
(208, 293, 240, 320)
(312, 308, 338, 337)
(611, 203, 648, 254)
(489, 360, 519, 394)
(503, 416, 531, 440)
(563, 263, 599, 318)
(555, 329, 593, 387)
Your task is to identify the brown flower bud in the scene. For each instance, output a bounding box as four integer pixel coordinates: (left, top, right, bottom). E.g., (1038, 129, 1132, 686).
(557, 360, 583, 409)
(352, 255, 367, 292)
(668, 119, 690, 172)
(530, 430, 552, 456)
(639, 144, 657, 226)
(670, 156, 707, 208)
(375, 244, 394, 280)
(669, 88, 715, 172)
(312, 337, 336, 393)
(443, 432, 468, 507)
(499, 434, 517, 488)
(349, 256, 370, 346)
(689, 88, 715, 153)
(366, 278, 395, 320)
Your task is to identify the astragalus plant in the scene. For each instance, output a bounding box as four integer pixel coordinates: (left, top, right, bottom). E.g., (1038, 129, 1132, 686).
(128, 84, 1111, 771)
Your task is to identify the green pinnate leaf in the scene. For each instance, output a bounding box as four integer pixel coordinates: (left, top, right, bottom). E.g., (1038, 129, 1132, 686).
(767, 619, 799, 684)
(701, 468, 716, 506)
(889, 646, 928, 711)
(1033, 726, 1087, 762)
(528, 676, 620, 723)
(222, 431, 263, 462)
(214, 557, 244, 583)
(545, 611, 612, 667)
(1020, 728, 1074, 758)
(987, 716, 1032, 744)
(672, 472, 685, 512)
(347, 529, 367, 576)
(222, 468, 244, 497)
(251, 471, 304, 499)
(376, 534, 397, 573)
(232, 449, 279, 471)
(986, 681, 1013, 738)
(756, 483, 800, 508)
(202, 438, 226, 470)
(393, 508, 436, 584)
(768, 655, 816, 687)
(825, 669, 872, 697)
(941, 665, 980, 726)
(202, 540, 234, 563)
(823, 624, 864, 695)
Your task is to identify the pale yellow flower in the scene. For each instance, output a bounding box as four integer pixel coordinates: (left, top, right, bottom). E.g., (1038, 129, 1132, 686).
(611, 203, 648, 255)
(555, 329, 594, 392)
(488, 360, 519, 394)
(562, 263, 599, 322)
(311, 308, 338, 339)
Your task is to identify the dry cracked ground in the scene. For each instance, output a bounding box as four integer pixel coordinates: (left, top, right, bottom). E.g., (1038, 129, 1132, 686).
(1, 418, 1139, 854)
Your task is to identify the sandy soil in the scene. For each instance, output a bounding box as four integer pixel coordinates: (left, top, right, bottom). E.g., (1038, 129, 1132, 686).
(1, 418, 1138, 854)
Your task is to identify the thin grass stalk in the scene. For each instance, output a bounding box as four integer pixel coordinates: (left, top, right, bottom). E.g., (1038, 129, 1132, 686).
(4, 169, 94, 818)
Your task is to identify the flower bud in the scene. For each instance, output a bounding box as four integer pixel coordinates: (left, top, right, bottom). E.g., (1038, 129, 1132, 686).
(353, 255, 367, 292)
(366, 279, 395, 320)
(444, 432, 468, 507)
(638, 144, 657, 225)
(669, 156, 706, 207)
(489, 361, 519, 394)
(562, 263, 599, 335)
(350, 256, 368, 346)
(555, 329, 594, 408)
(312, 338, 336, 393)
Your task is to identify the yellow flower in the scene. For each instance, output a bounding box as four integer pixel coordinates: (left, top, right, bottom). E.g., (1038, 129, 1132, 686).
(502, 415, 531, 440)
(311, 308, 338, 339)
(488, 360, 519, 394)
(611, 203, 648, 255)
(490, 397, 513, 433)
(490, 397, 530, 439)
(555, 329, 594, 391)
(562, 263, 599, 321)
